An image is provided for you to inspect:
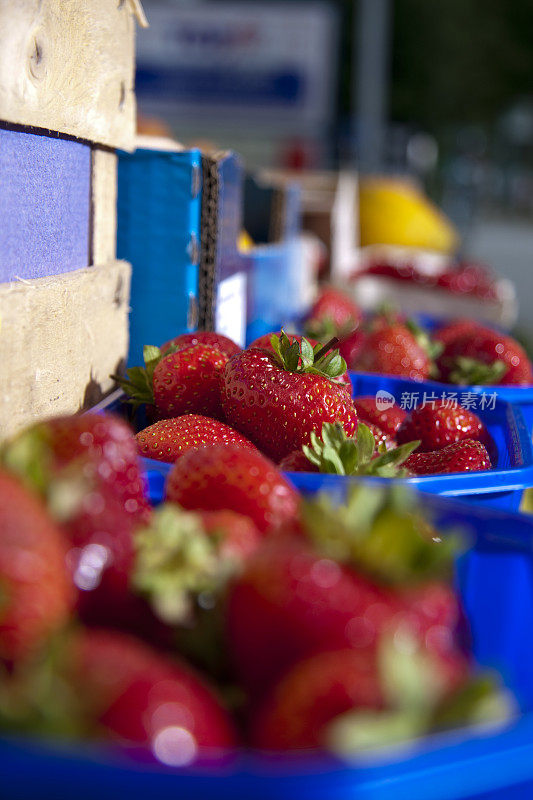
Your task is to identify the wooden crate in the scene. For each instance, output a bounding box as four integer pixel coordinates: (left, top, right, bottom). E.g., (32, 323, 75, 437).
(0, 0, 147, 439)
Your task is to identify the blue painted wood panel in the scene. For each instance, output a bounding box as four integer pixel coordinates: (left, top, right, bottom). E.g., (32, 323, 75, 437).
(0, 128, 91, 282)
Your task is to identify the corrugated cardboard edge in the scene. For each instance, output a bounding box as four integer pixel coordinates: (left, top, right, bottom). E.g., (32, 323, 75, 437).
(198, 154, 221, 331)
(0, 0, 145, 150)
(0, 261, 131, 441)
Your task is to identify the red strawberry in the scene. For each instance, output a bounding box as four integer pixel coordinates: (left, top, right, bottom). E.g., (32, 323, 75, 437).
(0, 470, 74, 663)
(116, 344, 230, 420)
(433, 319, 488, 348)
(251, 649, 383, 750)
(2, 413, 152, 633)
(42, 413, 151, 520)
(161, 331, 240, 359)
(278, 449, 319, 472)
(135, 415, 257, 464)
(199, 510, 262, 562)
(152, 345, 228, 418)
(304, 286, 362, 340)
(436, 328, 533, 386)
(222, 333, 357, 462)
(70, 628, 236, 756)
(226, 485, 466, 698)
(251, 640, 469, 752)
(405, 439, 492, 475)
(352, 322, 433, 381)
(353, 396, 407, 438)
(165, 444, 301, 534)
(226, 536, 404, 696)
(338, 328, 367, 369)
(396, 401, 491, 454)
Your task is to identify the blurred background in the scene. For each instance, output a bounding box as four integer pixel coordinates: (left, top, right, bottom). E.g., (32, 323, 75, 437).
(135, 0, 533, 337)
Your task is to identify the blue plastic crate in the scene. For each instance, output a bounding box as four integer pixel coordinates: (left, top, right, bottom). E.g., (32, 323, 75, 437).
(2, 492, 533, 799)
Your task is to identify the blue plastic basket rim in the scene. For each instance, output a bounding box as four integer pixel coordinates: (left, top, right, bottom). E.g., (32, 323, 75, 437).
(349, 369, 533, 404)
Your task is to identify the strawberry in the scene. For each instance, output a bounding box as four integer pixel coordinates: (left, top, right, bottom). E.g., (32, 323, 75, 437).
(251, 639, 473, 752)
(226, 485, 463, 698)
(247, 331, 352, 394)
(338, 328, 367, 369)
(278, 449, 320, 472)
(396, 401, 492, 455)
(433, 319, 489, 348)
(165, 444, 301, 534)
(2, 413, 152, 632)
(135, 415, 257, 464)
(352, 322, 434, 381)
(226, 536, 402, 696)
(222, 332, 357, 462)
(115, 343, 229, 420)
(353, 396, 407, 438)
(304, 286, 362, 341)
(251, 649, 383, 750)
(404, 439, 492, 475)
(436, 328, 533, 385)
(70, 628, 236, 755)
(0, 470, 74, 664)
(199, 510, 261, 562)
(161, 331, 240, 359)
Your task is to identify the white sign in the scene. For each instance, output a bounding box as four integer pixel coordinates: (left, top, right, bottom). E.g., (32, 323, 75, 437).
(136, 1, 338, 134)
(215, 271, 247, 347)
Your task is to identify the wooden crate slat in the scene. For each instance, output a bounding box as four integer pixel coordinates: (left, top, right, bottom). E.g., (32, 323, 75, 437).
(91, 148, 117, 265)
(0, 261, 131, 440)
(0, 127, 91, 282)
(0, 0, 139, 150)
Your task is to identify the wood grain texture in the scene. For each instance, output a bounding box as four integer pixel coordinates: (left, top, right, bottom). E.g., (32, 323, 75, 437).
(91, 148, 117, 264)
(0, 261, 131, 440)
(0, 0, 142, 150)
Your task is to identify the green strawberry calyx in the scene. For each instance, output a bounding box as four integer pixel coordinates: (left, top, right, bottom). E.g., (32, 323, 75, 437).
(405, 319, 444, 362)
(448, 356, 507, 386)
(132, 503, 240, 625)
(111, 344, 182, 409)
(270, 330, 347, 382)
(304, 315, 358, 344)
(303, 483, 462, 585)
(301, 422, 419, 477)
(327, 629, 512, 758)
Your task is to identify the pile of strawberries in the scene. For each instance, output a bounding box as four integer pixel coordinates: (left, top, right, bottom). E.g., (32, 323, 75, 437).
(0, 411, 508, 763)
(303, 287, 532, 387)
(118, 320, 494, 477)
(357, 260, 500, 301)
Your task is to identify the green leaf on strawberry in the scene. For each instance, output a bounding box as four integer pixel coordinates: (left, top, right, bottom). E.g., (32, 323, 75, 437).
(303, 484, 462, 585)
(133, 504, 246, 626)
(270, 330, 348, 382)
(301, 422, 419, 477)
(448, 356, 507, 386)
(111, 343, 184, 408)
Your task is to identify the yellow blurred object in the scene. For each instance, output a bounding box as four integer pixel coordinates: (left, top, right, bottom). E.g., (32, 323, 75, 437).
(520, 488, 533, 514)
(359, 178, 459, 254)
(238, 230, 254, 253)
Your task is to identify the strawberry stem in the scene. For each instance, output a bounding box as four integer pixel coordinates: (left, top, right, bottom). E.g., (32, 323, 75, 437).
(314, 337, 340, 361)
